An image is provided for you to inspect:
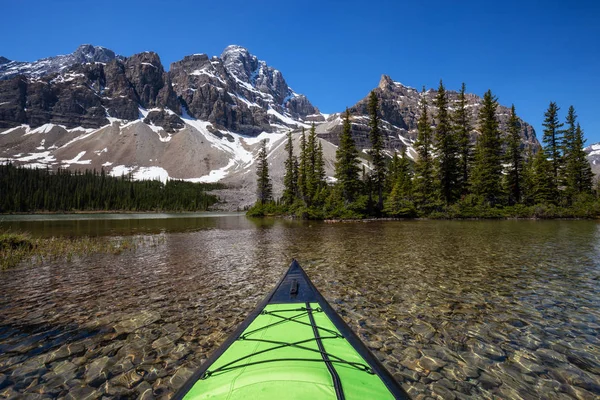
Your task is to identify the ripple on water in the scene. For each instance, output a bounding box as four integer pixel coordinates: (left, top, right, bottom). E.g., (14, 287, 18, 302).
(0, 218, 599, 398)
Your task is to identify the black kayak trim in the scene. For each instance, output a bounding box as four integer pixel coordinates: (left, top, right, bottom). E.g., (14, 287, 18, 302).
(172, 259, 411, 400)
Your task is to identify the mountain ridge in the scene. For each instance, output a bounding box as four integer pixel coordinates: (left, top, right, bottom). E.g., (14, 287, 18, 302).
(5, 43, 594, 208)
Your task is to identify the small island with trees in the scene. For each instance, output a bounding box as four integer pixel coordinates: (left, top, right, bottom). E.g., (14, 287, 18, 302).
(248, 82, 599, 219)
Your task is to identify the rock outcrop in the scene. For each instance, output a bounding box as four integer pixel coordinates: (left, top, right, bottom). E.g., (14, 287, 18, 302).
(0, 44, 118, 81)
(169, 46, 320, 134)
(0, 51, 182, 130)
(0, 44, 320, 135)
(318, 75, 539, 157)
(585, 143, 600, 177)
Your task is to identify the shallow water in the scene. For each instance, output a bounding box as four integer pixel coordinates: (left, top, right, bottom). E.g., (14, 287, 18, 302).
(1, 216, 599, 399)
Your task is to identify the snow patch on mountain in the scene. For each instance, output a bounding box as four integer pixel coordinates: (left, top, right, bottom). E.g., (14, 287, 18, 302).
(133, 166, 170, 183)
(63, 151, 91, 165)
(0, 44, 119, 81)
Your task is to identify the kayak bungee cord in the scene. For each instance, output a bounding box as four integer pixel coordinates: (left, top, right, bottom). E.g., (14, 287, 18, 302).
(240, 306, 342, 339)
(173, 260, 411, 400)
(200, 306, 373, 381)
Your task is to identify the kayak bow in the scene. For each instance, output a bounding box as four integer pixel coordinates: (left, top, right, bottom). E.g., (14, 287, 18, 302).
(173, 259, 410, 400)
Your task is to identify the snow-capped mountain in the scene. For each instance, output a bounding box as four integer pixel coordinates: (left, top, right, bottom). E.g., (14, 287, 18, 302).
(0, 45, 119, 81)
(0, 45, 327, 208)
(585, 143, 600, 177)
(0, 44, 550, 207)
(169, 45, 320, 135)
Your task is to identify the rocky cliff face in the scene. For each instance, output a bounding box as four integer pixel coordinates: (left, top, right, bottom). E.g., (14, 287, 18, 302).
(0, 51, 182, 130)
(0, 45, 119, 81)
(0, 44, 320, 135)
(169, 45, 320, 134)
(318, 75, 539, 158)
(585, 143, 600, 177)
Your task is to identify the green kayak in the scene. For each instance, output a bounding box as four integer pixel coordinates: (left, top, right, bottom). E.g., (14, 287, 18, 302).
(173, 260, 410, 400)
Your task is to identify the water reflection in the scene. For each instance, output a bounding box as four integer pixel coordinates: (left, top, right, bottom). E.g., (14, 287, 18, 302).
(0, 217, 599, 398)
(0, 212, 248, 237)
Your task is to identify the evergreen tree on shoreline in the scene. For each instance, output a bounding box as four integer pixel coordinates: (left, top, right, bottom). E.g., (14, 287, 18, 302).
(255, 139, 272, 205)
(521, 148, 535, 206)
(571, 123, 594, 195)
(297, 128, 308, 202)
(434, 80, 459, 204)
(471, 90, 503, 206)
(305, 123, 319, 202)
(315, 141, 326, 192)
(413, 87, 437, 207)
(561, 106, 593, 200)
(505, 104, 523, 205)
(542, 102, 564, 193)
(453, 83, 472, 196)
(368, 91, 386, 212)
(384, 147, 413, 216)
(334, 109, 361, 203)
(532, 147, 555, 204)
(282, 131, 298, 205)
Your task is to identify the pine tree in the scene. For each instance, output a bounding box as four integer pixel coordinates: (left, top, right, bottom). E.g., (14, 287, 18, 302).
(571, 123, 594, 194)
(386, 151, 399, 193)
(305, 123, 318, 202)
(531, 148, 555, 204)
(368, 91, 386, 212)
(255, 139, 272, 204)
(396, 147, 413, 198)
(384, 147, 413, 216)
(505, 104, 523, 205)
(470, 90, 504, 206)
(282, 131, 298, 205)
(520, 148, 536, 206)
(315, 141, 326, 190)
(542, 102, 564, 192)
(334, 109, 361, 203)
(413, 87, 437, 207)
(297, 128, 308, 202)
(434, 80, 459, 205)
(562, 107, 593, 201)
(453, 83, 472, 196)
(562, 106, 577, 159)
(561, 106, 577, 201)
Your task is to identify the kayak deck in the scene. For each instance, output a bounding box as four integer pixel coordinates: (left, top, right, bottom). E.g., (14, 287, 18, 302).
(174, 260, 409, 400)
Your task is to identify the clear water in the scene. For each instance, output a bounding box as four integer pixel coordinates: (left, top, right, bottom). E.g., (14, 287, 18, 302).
(0, 215, 599, 399)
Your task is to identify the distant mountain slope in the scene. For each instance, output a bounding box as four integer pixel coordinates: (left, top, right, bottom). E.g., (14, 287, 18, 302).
(585, 143, 600, 177)
(0, 44, 553, 207)
(170, 45, 321, 135)
(0, 44, 321, 134)
(317, 75, 539, 159)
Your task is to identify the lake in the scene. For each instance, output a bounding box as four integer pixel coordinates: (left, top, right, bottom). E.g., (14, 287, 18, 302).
(1, 214, 599, 399)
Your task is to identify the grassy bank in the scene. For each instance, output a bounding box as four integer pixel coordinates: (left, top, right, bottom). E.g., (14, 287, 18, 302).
(0, 231, 152, 269)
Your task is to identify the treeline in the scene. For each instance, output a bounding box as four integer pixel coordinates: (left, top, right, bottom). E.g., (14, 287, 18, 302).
(0, 164, 223, 212)
(250, 82, 600, 219)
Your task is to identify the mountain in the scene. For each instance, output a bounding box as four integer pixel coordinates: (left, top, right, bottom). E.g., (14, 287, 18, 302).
(0, 45, 325, 209)
(169, 45, 321, 135)
(317, 75, 539, 159)
(0, 44, 548, 208)
(0, 44, 320, 133)
(0, 44, 119, 81)
(585, 143, 600, 177)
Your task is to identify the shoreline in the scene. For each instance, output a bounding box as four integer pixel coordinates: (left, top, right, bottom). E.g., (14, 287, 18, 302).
(0, 210, 242, 216)
(323, 216, 600, 223)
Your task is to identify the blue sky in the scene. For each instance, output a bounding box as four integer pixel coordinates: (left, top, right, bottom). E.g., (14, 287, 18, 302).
(1, 0, 599, 144)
